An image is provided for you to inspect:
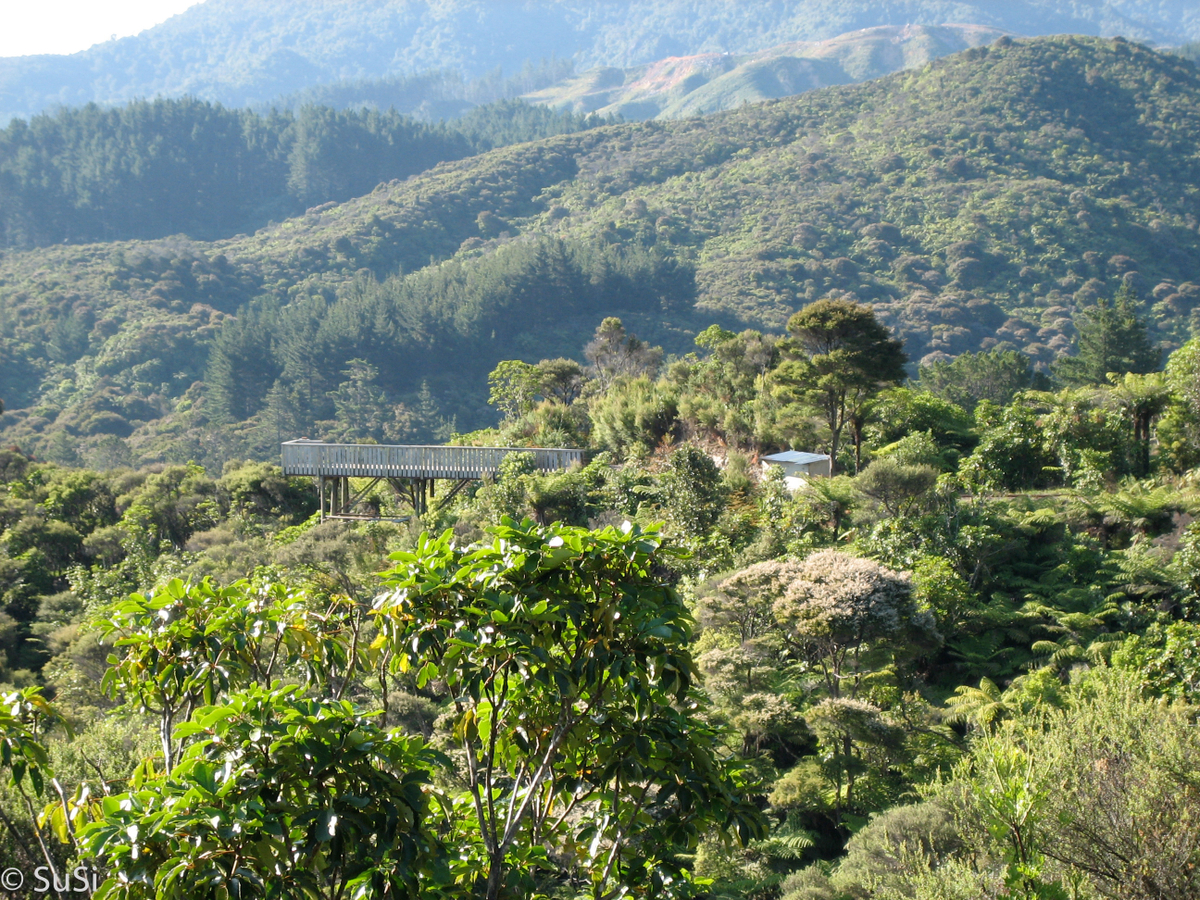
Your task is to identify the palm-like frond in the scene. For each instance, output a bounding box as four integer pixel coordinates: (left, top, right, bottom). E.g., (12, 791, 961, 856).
(945, 677, 1009, 729)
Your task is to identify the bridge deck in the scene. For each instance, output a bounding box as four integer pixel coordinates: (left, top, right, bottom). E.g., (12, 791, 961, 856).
(281, 440, 585, 480)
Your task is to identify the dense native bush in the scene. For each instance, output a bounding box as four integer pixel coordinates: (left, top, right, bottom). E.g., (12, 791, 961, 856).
(0, 311, 1196, 897)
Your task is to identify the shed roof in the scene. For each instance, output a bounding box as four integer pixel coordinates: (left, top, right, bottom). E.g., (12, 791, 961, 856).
(762, 450, 831, 465)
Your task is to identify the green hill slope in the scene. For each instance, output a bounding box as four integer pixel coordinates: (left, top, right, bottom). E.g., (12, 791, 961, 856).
(3, 36, 1200, 469)
(3, 0, 1200, 123)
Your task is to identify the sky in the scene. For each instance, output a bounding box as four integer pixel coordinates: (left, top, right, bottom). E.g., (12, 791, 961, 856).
(0, 0, 203, 58)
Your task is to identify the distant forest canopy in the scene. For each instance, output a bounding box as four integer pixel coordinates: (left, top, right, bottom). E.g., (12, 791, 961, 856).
(201, 239, 696, 437)
(4, 36, 1200, 469)
(0, 96, 610, 249)
(1172, 41, 1200, 67)
(268, 25, 1009, 125)
(2, 0, 1200, 124)
(263, 58, 578, 120)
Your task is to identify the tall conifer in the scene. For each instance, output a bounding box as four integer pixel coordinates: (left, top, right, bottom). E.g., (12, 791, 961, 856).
(1056, 282, 1159, 386)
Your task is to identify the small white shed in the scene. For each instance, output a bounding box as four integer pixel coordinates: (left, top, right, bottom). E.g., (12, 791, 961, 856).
(761, 450, 832, 491)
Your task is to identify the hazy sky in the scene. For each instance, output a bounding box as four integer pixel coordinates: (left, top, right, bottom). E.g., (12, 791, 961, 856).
(0, 0, 203, 57)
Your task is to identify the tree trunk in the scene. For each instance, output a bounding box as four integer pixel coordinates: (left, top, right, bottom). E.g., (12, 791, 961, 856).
(828, 424, 842, 477)
(1136, 411, 1151, 477)
(844, 733, 855, 807)
(826, 389, 846, 477)
(851, 413, 865, 474)
(486, 851, 505, 900)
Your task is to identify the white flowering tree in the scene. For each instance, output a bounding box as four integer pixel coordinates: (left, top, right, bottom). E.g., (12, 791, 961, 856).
(772, 551, 940, 822)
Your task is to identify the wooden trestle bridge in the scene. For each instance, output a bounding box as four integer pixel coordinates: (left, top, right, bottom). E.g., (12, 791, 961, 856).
(281, 440, 586, 520)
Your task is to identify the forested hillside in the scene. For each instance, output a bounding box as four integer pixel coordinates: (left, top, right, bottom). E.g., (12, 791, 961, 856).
(2, 36, 1200, 472)
(263, 58, 577, 120)
(261, 25, 1007, 124)
(0, 97, 608, 248)
(2, 0, 1200, 124)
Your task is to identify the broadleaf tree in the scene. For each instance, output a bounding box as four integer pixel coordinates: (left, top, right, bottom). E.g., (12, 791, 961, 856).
(79, 685, 448, 900)
(373, 517, 766, 900)
(98, 578, 358, 768)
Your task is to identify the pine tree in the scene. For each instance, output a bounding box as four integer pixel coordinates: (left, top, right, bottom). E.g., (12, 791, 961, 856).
(206, 309, 282, 423)
(254, 379, 308, 454)
(1056, 282, 1160, 386)
(413, 381, 454, 443)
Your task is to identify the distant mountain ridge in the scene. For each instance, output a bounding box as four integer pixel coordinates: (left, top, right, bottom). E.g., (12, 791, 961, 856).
(2, 0, 1200, 124)
(525, 24, 1012, 119)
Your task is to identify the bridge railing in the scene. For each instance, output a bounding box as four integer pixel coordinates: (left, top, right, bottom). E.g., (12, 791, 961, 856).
(281, 441, 585, 479)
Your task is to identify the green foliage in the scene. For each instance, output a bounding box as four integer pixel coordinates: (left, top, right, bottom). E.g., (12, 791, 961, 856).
(487, 360, 542, 420)
(374, 518, 766, 899)
(589, 376, 679, 458)
(960, 391, 1136, 491)
(916, 349, 1047, 411)
(1159, 337, 1200, 470)
(868, 388, 975, 460)
(674, 328, 780, 451)
(937, 669, 1200, 900)
(955, 736, 1068, 899)
(1112, 620, 1200, 701)
(702, 551, 947, 834)
(911, 555, 977, 631)
(197, 242, 686, 455)
(779, 864, 839, 900)
(465, 452, 604, 529)
(0, 97, 611, 251)
(320, 359, 417, 444)
(1054, 283, 1160, 387)
(830, 800, 963, 899)
(961, 400, 1058, 492)
(99, 578, 356, 767)
(80, 684, 446, 900)
(206, 301, 283, 424)
(854, 457, 939, 518)
(1105, 371, 1170, 477)
(660, 445, 726, 543)
(219, 459, 316, 524)
(585, 317, 665, 388)
(0, 686, 56, 798)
